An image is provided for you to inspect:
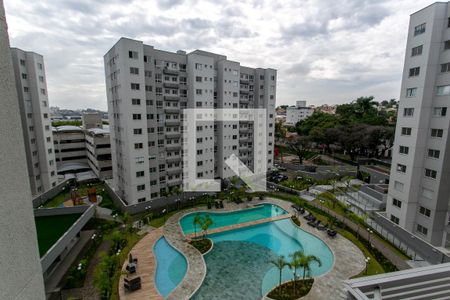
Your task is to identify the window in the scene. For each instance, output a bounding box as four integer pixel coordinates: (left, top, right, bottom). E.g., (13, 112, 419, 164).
(21, 73, 27, 79)
(40, 88, 46, 95)
(137, 184, 145, 191)
(132, 114, 141, 120)
(431, 128, 443, 138)
(195, 63, 202, 70)
(37, 63, 43, 70)
(145, 85, 152, 92)
(411, 45, 423, 56)
(428, 149, 440, 159)
(433, 107, 447, 116)
(419, 206, 431, 217)
(403, 108, 414, 117)
(401, 127, 412, 136)
(393, 198, 402, 208)
(23, 86, 29, 92)
(129, 51, 138, 59)
(422, 187, 433, 200)
(425, 168, 437, 179)
(448, 17, 450, 28)
(390, 215, 400, 225)
(39, 76, 44, 82)
(394, 181, 404, 192)
(131, 83, 140, 90)
(43, 113, 48, 119)
(437, 85, 450, 95)
(136, 171, 144, 177)
(441, 63, 450, 73)
(145, 70, 152, 77)
(445, 40, 450, 50)
(20, 59, 25, 66)
(397, 164, 407, 173)
(406, 88, 417, 97)
(196, 89, 202, 95)
(196, 76, 202, 82)
(45, 125, 50, 131)
(416, 224, 428, 235)
(233, 70, 238, 75)
(414, 23, 426, 36)
(144, 55, 148, 63)
(133, 128, 142, 135)
(134, 143, 143, 149)
(399, 146, 409, 155)
(130, 67, 139, 75)
(409, 67, 420, 77)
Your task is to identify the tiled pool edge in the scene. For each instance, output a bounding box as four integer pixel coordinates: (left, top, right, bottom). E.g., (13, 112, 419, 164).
(164, 209, 207, 300)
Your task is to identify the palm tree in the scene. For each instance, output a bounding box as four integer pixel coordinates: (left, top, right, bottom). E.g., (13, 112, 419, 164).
(289, 251, 303, 295)
(193, 214, 202, 238)
(200, 215, 213, 237)
(297, 251, 322, 279)
(270, 255, 288, 296)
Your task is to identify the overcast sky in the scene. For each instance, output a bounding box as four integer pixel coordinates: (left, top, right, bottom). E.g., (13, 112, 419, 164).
(5, 0, 436, 110)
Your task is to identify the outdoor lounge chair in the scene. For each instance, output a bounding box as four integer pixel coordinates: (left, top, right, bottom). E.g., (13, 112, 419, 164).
(327, 229, 337, 237)
(308, 220, 321, 228)
(317, 223, 328, 231)
(124, 276, 141, 291)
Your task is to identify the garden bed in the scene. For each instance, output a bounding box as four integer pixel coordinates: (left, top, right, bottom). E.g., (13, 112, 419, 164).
(268, 279, 314, 300)
(190, 238, 212, 254)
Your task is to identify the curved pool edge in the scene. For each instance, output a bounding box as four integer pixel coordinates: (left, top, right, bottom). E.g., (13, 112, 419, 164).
(151, 237, 165, 299)
(163, 209, 208, 300)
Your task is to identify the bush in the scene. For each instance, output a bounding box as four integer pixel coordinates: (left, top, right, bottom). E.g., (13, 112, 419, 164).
(268, 279, 314, 300)
(190, 238, 212, 254)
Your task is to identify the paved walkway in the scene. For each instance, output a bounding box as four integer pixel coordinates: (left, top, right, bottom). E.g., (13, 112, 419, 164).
(309, 201, 411, 270)
(185, 213, 291, 239)
(118, 227, 163, 300)
(262, 198, 366, 300)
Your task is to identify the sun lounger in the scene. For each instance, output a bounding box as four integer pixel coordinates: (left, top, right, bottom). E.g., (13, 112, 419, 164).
(327, 229, 337, 237)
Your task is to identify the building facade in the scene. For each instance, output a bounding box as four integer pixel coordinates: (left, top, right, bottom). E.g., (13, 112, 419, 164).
(285, 100, 314, 126)
(85, 127, 113, 179)
(386, 2, 450, 247)
(53, 126, 88, 167)
(0, 1, 46, 297)
(104, 38, 276, 205)
(10, 48, 58, 195)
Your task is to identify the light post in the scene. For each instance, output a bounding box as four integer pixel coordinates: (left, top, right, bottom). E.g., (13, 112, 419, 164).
(364, 256, 371, 274)
(367, 228, 373, 247)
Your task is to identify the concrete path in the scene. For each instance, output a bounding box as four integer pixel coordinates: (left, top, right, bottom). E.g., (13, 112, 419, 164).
(118, 227, 164, 300)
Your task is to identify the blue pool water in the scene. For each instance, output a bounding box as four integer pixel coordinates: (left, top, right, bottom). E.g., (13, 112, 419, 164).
(179, 204, 287, 234)
(192, 218, 334, 299)
(153, 237, 187, 297)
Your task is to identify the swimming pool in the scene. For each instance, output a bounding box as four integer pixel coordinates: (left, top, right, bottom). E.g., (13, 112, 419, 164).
(153, 237, 187, 297)
(192, 218, 334, 299)
(179, 203, 287, 235)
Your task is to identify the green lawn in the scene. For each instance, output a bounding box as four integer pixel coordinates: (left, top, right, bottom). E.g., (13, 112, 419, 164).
(35, 213, 81, 256)
(44, 182, 106, 208)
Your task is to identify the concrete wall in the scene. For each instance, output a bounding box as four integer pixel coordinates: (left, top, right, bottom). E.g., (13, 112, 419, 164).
(0, 1, 46, 298)
(32, 178, 74, 208)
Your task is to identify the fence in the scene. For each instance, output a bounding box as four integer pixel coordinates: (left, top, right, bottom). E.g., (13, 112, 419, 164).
(32, 179, 75, 208)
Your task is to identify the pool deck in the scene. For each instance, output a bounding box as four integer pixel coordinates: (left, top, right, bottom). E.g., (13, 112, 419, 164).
(185, 213, 291, 239)
(121, 199, 366, 300)
(118, 227, 164, 300)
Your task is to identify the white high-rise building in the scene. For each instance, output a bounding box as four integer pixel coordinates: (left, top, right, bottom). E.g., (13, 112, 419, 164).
(286, 100, 314, 126)
(104, 38, 276, 205)
(386, 2, 450, 247)
(10, 48, 58, 196)
(0, 1, 45, 298)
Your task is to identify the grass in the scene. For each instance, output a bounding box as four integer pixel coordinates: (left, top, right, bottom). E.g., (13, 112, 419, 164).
(35, 213, 81, 256)
(268, 279, 314, 300)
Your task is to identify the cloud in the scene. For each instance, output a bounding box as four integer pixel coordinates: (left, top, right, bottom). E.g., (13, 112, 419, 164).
(3, 0, 436, 110)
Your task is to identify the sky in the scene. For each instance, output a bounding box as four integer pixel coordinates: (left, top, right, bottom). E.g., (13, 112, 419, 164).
(4, 0, 437, 110)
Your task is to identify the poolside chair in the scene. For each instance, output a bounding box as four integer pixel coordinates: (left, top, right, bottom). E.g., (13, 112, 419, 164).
(327, 229, 337, 238)
(124, 276, 141, 291)
(317, 223, 328, 231)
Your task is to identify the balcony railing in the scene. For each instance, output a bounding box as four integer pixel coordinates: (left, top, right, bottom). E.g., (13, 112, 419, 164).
(163, 67, 179, 75)
(163, 82, 179, 89)
(164, 95, 180, 101)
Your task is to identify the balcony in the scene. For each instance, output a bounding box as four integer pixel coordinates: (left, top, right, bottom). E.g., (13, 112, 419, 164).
(166, 143, 181, 151)
(167, 178, 182, 187)
(164, 106, 180, 114)
(163, 67, 179, 75)
(163, 82, 179, 89)
(240, 98, 249, 103)
(164, 95, 179, 101)
(167, 167, 182, 175)
(239, 127, 250, 133)
(166, 156, 182, 163)
(165, 119, 180, 126)
(165, 131, 181, 139)
(240, 78, 249, 83)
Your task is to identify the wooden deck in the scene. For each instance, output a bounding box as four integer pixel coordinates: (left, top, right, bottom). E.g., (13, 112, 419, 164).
(118, 227, 164, 300)
(186, 213, 291, 239)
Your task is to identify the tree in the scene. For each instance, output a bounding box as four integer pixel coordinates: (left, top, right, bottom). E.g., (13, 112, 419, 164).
(296, 251, 322, 279)
(199, 215, 213, 237)
(93, 252, 117, 299)
(289, 251, 303, 295)
(288, 136, 311, 164)
(193, 214, 202, 238)
(270, 255, 288, 296)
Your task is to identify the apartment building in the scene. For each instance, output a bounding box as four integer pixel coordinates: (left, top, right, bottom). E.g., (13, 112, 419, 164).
(0, 1, 46, 297)
(386, 2, 450, 247)
(82, 112, 103, 130)
(53, 125, 88, 167)
(85, 127, 113, 179)
(10, 48, 58, 195)
(104, 38, 276, 205)
(285, 100, 314, 125)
